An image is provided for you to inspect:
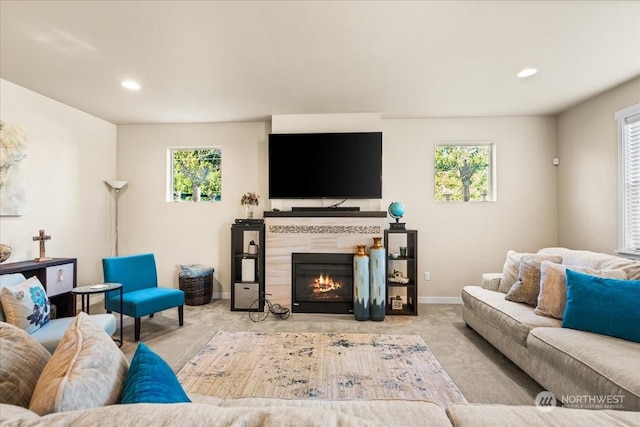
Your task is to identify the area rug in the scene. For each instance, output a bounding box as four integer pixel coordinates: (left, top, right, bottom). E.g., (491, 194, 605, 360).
(177, 331, 467, 407)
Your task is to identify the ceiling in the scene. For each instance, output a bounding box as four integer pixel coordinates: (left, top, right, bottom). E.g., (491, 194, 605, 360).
(1, 1, 639, 125)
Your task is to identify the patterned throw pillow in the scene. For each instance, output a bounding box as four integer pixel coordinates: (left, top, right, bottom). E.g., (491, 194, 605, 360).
(505, 256, 562, 306)
(0, 277, 51, 334)
(497, 251, 562, 293)
(29, 312, 129, 415)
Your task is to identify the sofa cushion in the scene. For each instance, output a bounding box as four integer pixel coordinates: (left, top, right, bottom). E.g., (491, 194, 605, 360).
(121, 342, 191, 404)
(537, 247, 640, 280)
(527, 327, 640, 410)
(446, 403, 640, 426)
(3, 399, 452, 427)
(1, 277, 51, 334)
(29, 312, 129, 415)
(505, 256, 560, 306)
(0, 322, 51, 408)
(481, 273, 502, 291)
(29, 313, 117, 354)
(462, 286, 560, 347)
(535, 261, 627, 320)
(497, 251, 561, 293)
(563, 270, 640, 343)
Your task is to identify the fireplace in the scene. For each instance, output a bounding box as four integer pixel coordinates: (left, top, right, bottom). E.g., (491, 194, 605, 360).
(291, 253, 354, 314)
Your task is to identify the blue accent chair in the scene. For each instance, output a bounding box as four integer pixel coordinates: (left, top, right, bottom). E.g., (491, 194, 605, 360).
(102, 253, 185, 342)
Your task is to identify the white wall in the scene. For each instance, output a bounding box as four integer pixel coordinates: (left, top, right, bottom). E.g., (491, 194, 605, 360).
(383, 116, 558, 299)
(0, 80, 560, 300)
(118, 116, 557, 300)
(0, 79, 117, 285)
(116, 122, 269, 297)
(557, 77, 640, 253)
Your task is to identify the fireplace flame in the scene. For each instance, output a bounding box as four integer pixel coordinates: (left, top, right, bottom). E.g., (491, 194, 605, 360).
(311, 274, 342, 294)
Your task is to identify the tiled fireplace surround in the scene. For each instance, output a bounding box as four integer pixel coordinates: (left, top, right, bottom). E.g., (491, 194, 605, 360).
(264, 212, 387, 310)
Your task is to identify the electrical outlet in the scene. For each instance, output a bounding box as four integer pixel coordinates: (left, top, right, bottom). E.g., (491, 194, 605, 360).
(424, 272, 430, 281)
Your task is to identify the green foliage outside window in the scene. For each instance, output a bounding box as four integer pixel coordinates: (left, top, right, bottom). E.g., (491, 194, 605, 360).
(434, 144, 493, 201)
(171, 148, 222, 202)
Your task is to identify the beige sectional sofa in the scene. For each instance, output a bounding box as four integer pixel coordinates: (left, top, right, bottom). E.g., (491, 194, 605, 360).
(4, 396, 640, 426)
(462, 247, 640, 412)
(2, 290, 639, 426)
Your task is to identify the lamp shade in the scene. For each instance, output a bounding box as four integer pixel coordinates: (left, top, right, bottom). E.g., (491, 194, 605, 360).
(106, 180, 128, 190)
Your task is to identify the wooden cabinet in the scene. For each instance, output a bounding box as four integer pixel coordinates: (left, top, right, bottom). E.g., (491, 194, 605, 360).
(0, 258, 77, 317)
(230, 222, 264, 311)
(384, 229, 418, 315)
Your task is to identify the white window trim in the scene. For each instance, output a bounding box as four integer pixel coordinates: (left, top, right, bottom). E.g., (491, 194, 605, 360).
(167, 146, 222, 203)
(616, 103, 640, 260)
(434, 142, 496, 202)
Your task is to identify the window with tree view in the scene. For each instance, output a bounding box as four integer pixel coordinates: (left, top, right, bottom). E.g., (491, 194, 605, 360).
(434, 144, 495, 202)
(169, 147, 222, 202)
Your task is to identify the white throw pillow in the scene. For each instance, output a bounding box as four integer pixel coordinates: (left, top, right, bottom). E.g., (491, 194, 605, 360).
(29, 312, 129, 415)
(0, 277, 51, 334)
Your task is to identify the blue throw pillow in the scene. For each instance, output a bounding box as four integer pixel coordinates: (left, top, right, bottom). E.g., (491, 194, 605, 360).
(121, 342, 191, 404)
(563, 269, 640, 343)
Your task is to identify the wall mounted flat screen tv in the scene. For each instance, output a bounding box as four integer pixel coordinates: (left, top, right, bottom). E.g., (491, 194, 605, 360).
(269, 132, 382, 199)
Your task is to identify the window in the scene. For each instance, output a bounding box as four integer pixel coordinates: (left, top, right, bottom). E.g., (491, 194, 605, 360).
(617, 103, 640, 259)
(434, 143, 495, 201)
(168, 147, 222, 202)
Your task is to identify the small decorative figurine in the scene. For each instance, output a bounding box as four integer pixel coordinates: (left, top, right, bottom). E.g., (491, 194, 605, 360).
(32, 229, 52, 261)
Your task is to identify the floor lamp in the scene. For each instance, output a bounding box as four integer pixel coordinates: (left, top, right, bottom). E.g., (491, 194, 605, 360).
(106, 180, 128, 256)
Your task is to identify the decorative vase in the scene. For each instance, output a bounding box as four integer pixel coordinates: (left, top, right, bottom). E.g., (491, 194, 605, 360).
(353, 245, 370, 321)
(369, 237, 386, 321)
(0, 244, 11, 263)
(245, 205, 254, 219)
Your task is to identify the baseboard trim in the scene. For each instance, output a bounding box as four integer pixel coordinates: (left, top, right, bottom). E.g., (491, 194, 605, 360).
(214, 292, 230, 300)
(419, 296, 463, 305)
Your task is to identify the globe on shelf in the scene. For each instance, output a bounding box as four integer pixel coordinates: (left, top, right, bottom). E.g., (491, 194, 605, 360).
(388, 202, 406, 230)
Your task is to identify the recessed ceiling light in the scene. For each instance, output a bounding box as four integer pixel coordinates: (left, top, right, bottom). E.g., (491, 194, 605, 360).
(121, 80, 141, 90)
(517, 68, 538, 78)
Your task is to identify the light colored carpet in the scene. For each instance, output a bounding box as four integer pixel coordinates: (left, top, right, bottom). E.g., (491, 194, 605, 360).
(177, 331, 468, 407)
(96, 300, 545, 406)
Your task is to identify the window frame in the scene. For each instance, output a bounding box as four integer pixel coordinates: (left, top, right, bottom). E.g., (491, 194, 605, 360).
(616, 103, 640, 259)
(167, 146, 222, 203)
(433, 142, 496, 202)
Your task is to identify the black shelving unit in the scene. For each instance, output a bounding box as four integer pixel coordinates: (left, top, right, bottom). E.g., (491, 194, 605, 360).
(384, 229, 418, 315)
(230, 222, 265, 311)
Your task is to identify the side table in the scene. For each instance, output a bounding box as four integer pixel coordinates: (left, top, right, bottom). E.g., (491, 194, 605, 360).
(72, 282, 123, 347)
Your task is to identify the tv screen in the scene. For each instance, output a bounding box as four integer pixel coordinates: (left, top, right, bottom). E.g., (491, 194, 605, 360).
(268, 132, 382, 199)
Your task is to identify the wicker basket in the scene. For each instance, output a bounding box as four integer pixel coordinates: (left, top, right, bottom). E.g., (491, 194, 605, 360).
(179, 273, 213, 306)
